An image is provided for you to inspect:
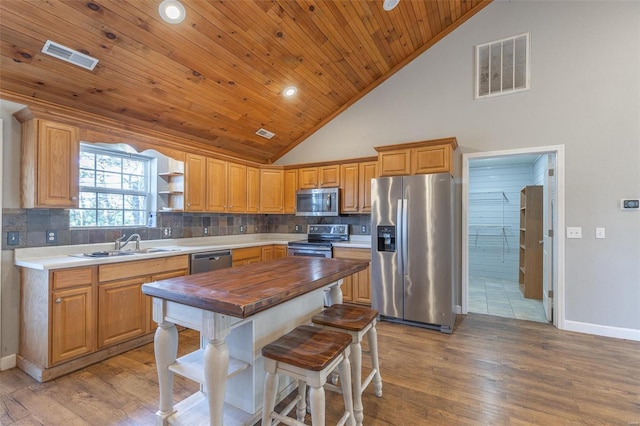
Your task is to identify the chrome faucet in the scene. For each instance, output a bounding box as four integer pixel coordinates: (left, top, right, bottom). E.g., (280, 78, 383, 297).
(115, 234, 141, 251)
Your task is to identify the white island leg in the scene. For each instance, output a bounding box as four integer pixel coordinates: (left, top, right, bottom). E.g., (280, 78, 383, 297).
(154, 321, 178, 423)
(203, 338, 229, 426)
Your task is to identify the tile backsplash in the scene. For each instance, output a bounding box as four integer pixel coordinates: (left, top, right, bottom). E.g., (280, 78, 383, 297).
(1, 209, 371, 250)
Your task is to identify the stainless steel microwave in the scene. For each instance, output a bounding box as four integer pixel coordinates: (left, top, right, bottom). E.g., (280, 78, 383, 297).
(295, 187, 340, 216)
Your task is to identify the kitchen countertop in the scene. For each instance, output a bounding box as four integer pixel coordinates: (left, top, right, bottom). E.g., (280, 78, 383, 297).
(142, 256, 368, 317)
(14, 233, 372, 271)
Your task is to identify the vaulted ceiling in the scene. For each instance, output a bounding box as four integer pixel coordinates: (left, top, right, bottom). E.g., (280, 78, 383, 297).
(0, 0, 490, 164)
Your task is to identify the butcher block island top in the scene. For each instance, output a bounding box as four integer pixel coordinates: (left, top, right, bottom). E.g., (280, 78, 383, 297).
(142, 256, 368, 317)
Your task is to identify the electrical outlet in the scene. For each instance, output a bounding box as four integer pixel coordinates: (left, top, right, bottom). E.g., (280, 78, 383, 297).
(203, 227, 209, 235)
(566, 227, 582, 239)
(361, 225, 367, 234)
(7, 231, 19, 246)
(240, 225, 245, 233)
(295, 225, 301, 232)
(163, 227, 172, 237)
(46, 230, 57, 244)
(595, 227, 605, 239)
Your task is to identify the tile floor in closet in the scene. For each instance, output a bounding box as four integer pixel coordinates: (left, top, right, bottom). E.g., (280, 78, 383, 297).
(468, 276, 548, 323)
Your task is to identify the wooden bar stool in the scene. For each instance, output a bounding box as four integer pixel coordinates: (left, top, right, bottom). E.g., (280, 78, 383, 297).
(311, 304, 383, 426)
(261, 325, 356, 426)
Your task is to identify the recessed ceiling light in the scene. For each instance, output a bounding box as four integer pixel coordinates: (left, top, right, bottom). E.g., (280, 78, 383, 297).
(283, 86, 297, 97)
(159, 0, 186, 24)
(383, 0, 400, 11)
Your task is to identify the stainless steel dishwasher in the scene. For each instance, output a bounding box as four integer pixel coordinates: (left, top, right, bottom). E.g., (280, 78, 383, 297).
(189, 250, 232, 274)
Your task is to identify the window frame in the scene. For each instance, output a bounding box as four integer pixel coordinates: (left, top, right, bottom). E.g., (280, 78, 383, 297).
(70, 144, 153, 228)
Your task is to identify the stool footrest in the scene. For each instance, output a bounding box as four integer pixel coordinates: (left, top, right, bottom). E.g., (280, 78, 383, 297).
(362, 369, 377, 393)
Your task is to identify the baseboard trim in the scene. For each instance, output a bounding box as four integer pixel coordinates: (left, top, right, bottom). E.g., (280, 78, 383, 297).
(455, 305, 462, 315)
(563, 320, 640, 342)
(1, 354, 17, 371)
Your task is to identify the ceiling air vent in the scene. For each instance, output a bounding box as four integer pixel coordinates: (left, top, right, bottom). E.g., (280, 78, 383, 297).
(41, 40, 99, 71)
(255, 128, 275, 139)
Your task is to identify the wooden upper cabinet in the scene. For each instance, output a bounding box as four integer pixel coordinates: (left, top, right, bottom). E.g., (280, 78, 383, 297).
(376, 137, 458, 177)
(227, 162, 247, 212)
(184, 153, 206, 211)
(411, 144, 451, 175)
(299, 166, 340, 189)
(205, 158, 228, 212)
(319, 165, 340, 187)
(358, 161, 378, 213)
(246, 166, 260, 213)
(19, 117, 80, 208)
(283, 169, 298, 214)
(298, 167, 318, 189)
(259, 168, 284, 213)
(340, 163, 359, 213)
(377, 149, 411, 177)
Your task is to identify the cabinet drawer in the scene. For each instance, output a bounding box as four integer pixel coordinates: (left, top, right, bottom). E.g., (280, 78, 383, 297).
(333, 247, 371, 260)
(52, 267, 94, 290)
(98, 255, 189, 282)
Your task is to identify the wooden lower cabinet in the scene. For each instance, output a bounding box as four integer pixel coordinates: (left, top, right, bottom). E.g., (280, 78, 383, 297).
(98, 256, 189, 348)
(50, 285, 95, 365)
(261, 244, 288, 261)
(333, 247, 371, 305)
(18, 256, 189, 382)
(98, 277, 149, 349)
(232, 246, 262, 266)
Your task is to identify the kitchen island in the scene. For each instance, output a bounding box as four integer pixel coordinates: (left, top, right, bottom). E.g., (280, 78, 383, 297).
(142, 256, 369, 426)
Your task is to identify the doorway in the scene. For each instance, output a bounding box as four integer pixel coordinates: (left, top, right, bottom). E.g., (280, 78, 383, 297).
(461, 146, 566, 329)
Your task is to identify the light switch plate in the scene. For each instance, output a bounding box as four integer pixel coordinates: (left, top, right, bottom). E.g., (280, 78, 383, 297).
(7, 231, 19, 246)
(595, 227, 605, 239)
(566, 227, 582, 239)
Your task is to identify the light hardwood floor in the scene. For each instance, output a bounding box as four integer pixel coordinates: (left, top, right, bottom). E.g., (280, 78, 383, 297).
(1, 314, 639, 425)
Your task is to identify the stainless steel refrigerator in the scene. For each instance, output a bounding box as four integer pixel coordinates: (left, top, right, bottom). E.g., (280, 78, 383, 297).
(371, 173, 458, 333)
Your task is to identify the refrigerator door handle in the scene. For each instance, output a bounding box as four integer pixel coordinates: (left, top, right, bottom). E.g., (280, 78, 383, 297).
(397, 199, 404, 274)
(401, 198, 408, 274)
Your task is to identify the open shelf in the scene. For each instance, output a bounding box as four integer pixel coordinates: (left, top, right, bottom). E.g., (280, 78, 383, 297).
(168, 349, 249, 385)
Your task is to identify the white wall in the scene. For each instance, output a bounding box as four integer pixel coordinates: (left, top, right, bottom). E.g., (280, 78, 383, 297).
(278, 1, 640, 333)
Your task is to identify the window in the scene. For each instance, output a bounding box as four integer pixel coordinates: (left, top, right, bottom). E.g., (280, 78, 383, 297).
(476, 33, 530, 99)
(70, 145, 151, 227)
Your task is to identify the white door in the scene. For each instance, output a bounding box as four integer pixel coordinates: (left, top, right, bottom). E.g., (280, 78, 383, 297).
(542, 154, 555, 322)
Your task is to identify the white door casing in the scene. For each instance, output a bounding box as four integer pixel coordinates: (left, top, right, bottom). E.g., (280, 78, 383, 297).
(542, 155, 555, 322)
(462, 145, 565, 329)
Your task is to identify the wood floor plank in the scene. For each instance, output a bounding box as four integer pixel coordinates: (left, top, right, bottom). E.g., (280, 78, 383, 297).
(0, 314, 638, 425)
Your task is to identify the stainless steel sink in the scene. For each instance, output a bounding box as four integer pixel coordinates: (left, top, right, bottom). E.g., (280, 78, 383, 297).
(131, 247, 181, 254)
(74, 250, 137, 258)
(70, 248, 181, 258)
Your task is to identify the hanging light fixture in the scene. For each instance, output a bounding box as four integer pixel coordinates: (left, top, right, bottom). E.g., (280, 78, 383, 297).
(159, 0, 186, 24)
(383, 0, 400, 11)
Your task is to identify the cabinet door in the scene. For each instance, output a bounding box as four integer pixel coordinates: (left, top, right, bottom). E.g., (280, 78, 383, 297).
(298, 167, 318, 189)
(185, 153, 206, 211)
(33, 120, 80, 208)
(340, 163, 359, 213)
(411, 144, 451, 175)
(259, 169, 284, 213)
(319, 165, 340, 187)
(98, 277, 148, 348)
(228, 162, 247, 212)
(247, 166, 260, 213)
(341, 276, 354, 303)
(232, 246, 262, 266)
(333, 248, 371, 306)
(51, 286, 94, 365)
(358, 161, 378, 213)
(261, 245, 274, 261)
(378, 149, 411, 176)
(283, 169, 298, 214)
(274, 245, 287, 259)
(206, 157, 228, 212)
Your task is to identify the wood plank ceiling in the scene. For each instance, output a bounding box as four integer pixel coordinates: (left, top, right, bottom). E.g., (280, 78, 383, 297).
(0, 0, 491, 164)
